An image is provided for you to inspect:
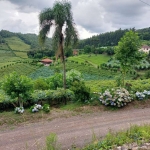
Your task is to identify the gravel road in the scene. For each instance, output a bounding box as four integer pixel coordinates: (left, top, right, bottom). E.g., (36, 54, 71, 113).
(0, 107, 150, 150)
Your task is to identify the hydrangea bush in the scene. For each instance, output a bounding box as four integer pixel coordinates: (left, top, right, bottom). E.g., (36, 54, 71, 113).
(136, 90, 150, 100)
(30, 104, 43, 113)
(15, 107, 24, 114)
(98, 88, 133, 107)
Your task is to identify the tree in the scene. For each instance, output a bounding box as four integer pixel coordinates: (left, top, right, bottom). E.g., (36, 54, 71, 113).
(2, 72, 33, 108)
(39, 0, 78, 91)
(115, 30, 142, 86)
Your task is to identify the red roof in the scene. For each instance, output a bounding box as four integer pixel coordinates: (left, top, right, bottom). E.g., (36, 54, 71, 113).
(142, 45, 150, 49)
(41, 58, 53, 63)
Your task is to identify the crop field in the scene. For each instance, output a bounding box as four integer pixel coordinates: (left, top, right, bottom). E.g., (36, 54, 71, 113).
(0, 49, 15, 57)
(5, 36, 30, 51)
(68, 54, 110, 67)
(0, 43, 9, 50)
(14, 51, 28, 58)
(0, 63, 39, 80)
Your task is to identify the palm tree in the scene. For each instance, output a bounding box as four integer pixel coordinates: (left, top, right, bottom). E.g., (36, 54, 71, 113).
(39, 0, 78, 91)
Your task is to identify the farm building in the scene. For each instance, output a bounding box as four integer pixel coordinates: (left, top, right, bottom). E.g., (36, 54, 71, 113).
(40, 58, 53, 66)
(140, 45, 150, 53)
(73, 49, 79, 55)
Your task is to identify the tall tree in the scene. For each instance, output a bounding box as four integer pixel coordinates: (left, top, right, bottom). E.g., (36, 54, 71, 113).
(115, 30, 142, 86)
(39, 0, 78, 91)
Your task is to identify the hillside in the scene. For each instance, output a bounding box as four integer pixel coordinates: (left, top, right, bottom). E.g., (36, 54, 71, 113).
(78, 27, 150, 49)
(0, 30, 53, 63)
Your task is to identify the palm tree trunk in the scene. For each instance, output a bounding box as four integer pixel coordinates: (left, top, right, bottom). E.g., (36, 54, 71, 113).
(62, 56, 66, 90)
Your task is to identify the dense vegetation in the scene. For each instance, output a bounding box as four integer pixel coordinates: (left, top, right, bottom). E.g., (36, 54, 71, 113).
(78, 27, 150, 49)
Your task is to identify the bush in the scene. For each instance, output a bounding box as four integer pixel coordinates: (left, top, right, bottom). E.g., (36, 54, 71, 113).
(15, 107, 24, 114)
(43, 104, 50, 113)
(33, 78, 49, 90)
(30, 104, 43, 113)
(70, 81, 90, 103)
(136, 90, 150, 100)
(98, 88, 133, 107)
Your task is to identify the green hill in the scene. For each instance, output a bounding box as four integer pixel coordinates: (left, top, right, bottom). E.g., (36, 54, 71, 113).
(78, 27, 150, 49)
(5, 36, 30, 51)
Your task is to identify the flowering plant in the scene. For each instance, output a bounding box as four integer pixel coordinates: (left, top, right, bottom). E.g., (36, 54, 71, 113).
(98, 88, 133, 107)
(136, 90, 150, 100)
(30, 104, 43, 113)
(15, 107, 24, 114)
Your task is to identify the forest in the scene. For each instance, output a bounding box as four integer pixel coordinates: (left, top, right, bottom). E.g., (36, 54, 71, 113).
(77, 27, 150, 49)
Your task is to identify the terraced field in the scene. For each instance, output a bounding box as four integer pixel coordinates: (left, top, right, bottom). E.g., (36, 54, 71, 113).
(68, 54, 110, 67)
(0, 63, 39, 80)
(5, 36, 30, 51)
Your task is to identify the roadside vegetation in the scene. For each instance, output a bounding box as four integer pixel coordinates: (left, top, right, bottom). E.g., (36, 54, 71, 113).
(1, 1, 150, 149)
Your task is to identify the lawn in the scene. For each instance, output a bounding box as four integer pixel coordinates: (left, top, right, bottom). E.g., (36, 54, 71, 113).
(5, 36, 30, 51)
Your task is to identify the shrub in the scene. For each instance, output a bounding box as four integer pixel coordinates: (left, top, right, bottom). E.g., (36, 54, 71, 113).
(43, 104, 50, 113)
(136, 90, 150, 100)
(98, 88, 133, 107)
(70, 81, 90, 103)
(33, 78, 49, 90)
(30, 104, 43, 113)
(15, 107, 24, 114)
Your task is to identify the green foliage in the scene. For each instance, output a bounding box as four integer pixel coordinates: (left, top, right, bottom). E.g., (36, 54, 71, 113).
(85, 79, 150, 93)
(99, 88, 133, 107)
(33, 78, 49, 90)
(2, 72, 33, 107)
(47, 73, 63, 90)
(31, 88, 75, 105)
(43, 104, 50, 113)
(70, 81, 90, 103)
(145, 70, 150, 79)
(115, 30, 142, 86)
(29, 66, 54, 79)
(5, 36, 30, 51)
(82, 125, 150, 150)
(44, 133, 59, 150)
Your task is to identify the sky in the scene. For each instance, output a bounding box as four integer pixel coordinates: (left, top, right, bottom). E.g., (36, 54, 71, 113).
(0, 0, 150, 39)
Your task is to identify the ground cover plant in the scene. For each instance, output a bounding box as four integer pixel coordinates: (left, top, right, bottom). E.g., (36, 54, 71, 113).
(82, 124, 150, 150)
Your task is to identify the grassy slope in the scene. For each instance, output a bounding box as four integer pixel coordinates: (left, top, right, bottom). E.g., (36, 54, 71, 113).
(5, 36, 30, 51)
(68, 54, 110, 67)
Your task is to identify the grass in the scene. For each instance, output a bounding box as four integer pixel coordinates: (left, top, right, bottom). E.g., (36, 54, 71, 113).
(60, 102, 83, 111)
(0, 43, 10, 50)
(14, 51, 28, 58)
(5, 36, 30, 51)
(82, 124, 150, 150)
(68, 54, 110, 67)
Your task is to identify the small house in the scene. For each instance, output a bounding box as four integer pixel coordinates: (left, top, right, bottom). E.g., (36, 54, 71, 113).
(73, 49, 78, 55)
(40, 58, 53, 66)
(140, 45, 150, 53)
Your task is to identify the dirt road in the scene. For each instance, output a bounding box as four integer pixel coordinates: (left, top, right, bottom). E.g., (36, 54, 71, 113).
(0, 107, 150, 150)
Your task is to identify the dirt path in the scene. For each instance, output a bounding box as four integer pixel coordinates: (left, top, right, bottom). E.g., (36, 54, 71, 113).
(0, 107, 150, 150)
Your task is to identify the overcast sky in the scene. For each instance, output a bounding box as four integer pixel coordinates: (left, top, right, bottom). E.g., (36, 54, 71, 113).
(0, 0, 150, 39)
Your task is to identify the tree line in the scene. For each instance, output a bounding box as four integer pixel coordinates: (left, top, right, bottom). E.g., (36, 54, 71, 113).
(78, 27, 150, 49)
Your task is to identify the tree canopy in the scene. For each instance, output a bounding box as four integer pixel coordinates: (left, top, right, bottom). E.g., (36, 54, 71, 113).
(39, 0, 78, 91)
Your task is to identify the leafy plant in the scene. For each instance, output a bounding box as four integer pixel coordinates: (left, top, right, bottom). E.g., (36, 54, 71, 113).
(2, 72, 33, 108)
(30, 104, 43, 113)
(43, 104, 50, 113)
(98, 88, 133, 107)
(15, 107, 24, 114)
